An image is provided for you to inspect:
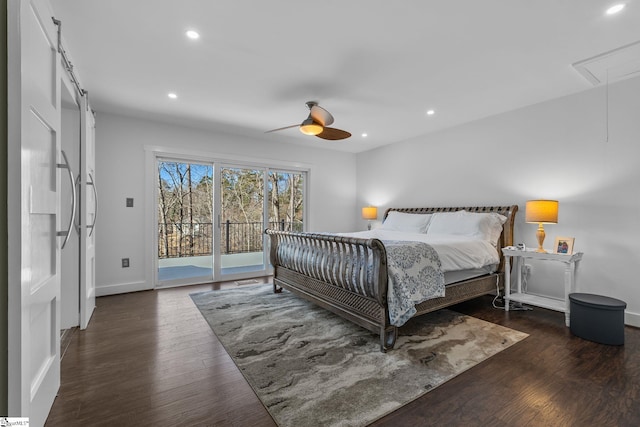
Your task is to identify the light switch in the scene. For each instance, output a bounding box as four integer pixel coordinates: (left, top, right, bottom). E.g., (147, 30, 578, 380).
(126, 198, 134, 207)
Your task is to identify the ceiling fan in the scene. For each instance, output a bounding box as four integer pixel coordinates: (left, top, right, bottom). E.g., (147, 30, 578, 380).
(265, 101, 351, 140)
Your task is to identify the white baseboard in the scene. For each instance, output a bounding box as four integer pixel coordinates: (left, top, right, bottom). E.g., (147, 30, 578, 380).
(625, 311, 640, 328)
(96, 281, 152, 297)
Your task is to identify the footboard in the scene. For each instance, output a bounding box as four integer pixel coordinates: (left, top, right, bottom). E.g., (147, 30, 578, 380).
(265, 230, 398, 350)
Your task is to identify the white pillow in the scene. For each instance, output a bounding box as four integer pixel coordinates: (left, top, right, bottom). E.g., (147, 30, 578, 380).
(426, 211, 470, 234)
(484, 213, 508, 246)
(427, 211, 507, 246)
(380, 211, 432, 233)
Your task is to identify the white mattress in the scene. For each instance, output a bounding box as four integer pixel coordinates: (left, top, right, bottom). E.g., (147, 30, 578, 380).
(444, 266, 496, 285)
(337, 229, 500, 274)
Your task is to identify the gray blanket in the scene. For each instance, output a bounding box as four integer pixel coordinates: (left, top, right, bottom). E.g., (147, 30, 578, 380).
(383, 240, 445, 326)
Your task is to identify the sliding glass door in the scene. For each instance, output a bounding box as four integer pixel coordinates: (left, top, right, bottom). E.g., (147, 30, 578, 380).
(157, 159, 214, 286)
(154, 154, 307, 286)
(218, 166, 267, 278)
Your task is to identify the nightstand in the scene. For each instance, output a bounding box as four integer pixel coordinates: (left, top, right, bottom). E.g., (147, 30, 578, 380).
(502, 248, 584, 326)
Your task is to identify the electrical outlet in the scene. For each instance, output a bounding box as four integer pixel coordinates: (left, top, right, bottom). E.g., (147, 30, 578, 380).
(126, 198, 134, 207)
(122, 258, 130, 268)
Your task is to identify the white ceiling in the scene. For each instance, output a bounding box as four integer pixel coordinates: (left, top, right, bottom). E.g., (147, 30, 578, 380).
(50, 0, 640, 153)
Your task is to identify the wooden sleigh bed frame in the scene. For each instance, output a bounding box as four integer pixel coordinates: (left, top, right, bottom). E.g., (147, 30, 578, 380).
(265, 205, 518, 351)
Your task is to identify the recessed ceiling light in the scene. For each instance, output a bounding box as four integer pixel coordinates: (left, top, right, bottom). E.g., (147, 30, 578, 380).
(426, 109, 435, 116)
(361, 133, 368, 138)
(168, 93, 178, 99)
(606, 3, 625, 15)
(186, 30, 200, 39)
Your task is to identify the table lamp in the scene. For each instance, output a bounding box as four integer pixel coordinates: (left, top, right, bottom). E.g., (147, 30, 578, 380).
(525, 200, 558, 253)
(362, 206, 378, 230)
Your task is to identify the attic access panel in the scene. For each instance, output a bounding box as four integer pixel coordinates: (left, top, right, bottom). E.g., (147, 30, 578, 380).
(572, 40, 640, 85)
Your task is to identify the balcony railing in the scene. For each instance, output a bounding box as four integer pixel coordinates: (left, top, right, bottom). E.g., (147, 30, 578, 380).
(158, 220, 303, 258)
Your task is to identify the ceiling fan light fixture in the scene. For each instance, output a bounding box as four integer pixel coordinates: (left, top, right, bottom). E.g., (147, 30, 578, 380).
(299, 118, 323, 135)
(265, 102, 349, 140)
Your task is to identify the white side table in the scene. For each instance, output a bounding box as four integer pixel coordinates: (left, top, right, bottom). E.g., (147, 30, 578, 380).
(502, 248, 584, 326)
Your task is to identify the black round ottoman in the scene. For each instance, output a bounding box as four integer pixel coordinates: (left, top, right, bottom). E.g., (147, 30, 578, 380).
(569, 293, 626, 345)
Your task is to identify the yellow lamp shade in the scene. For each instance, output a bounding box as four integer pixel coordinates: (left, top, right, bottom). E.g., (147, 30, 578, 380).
(525, 200, 558, 224)
(525, 199, 558, 253)
(361, 206, 378, 220)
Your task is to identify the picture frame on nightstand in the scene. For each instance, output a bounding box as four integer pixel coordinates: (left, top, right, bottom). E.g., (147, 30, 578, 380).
(554, 237, 575, 254)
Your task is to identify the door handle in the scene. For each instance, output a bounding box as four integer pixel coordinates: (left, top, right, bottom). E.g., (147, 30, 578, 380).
(74, 173, 81, 234)
(86, 172, 98, 237)
(57, 150, 77, 250)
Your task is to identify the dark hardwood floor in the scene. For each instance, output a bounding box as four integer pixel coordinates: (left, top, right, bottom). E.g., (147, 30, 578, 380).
(46, 281, 640, 427)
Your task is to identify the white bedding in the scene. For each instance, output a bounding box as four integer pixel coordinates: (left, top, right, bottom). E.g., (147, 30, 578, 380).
(336, 229, 500, 273)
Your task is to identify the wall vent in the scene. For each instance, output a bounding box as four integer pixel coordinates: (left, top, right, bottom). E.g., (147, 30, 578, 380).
(572, 40, 640, 85)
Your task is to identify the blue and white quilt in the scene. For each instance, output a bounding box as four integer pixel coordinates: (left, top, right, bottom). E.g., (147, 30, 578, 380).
(382, 240, 444, 326)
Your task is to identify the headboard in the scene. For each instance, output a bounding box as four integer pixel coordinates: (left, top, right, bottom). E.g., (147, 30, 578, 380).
(383, 205, 519, 271)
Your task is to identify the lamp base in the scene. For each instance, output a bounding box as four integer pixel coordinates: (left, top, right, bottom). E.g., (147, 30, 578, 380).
(535, 223, 547, 252)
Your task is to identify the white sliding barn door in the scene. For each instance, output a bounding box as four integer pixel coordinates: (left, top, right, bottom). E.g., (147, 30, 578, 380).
(79, 95, 96, 329)
(7, 0, 62, 424)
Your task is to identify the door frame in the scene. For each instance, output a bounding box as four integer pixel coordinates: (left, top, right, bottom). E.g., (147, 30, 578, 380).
(145, 145, 310, 287)
(57, 45, 95, 332)
(79, 94, 96, 329)
(59, 69, 81, 330)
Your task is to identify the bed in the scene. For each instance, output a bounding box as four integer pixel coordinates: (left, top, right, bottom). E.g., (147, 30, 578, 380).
(265, 205, 518, 351)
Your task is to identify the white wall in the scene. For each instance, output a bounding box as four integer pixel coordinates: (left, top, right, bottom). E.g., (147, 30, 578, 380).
(94, 112, 357, 295)
(356, 75, 640, 326)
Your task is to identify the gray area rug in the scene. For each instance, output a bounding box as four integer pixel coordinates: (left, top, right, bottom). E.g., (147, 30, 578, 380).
(191, 284, 528, 427)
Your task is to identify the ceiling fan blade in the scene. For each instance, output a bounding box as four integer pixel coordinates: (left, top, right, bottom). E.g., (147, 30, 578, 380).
(315, 127, 351, 140)
(265, 124, 299, 133)
(310, 104, 334, 127)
